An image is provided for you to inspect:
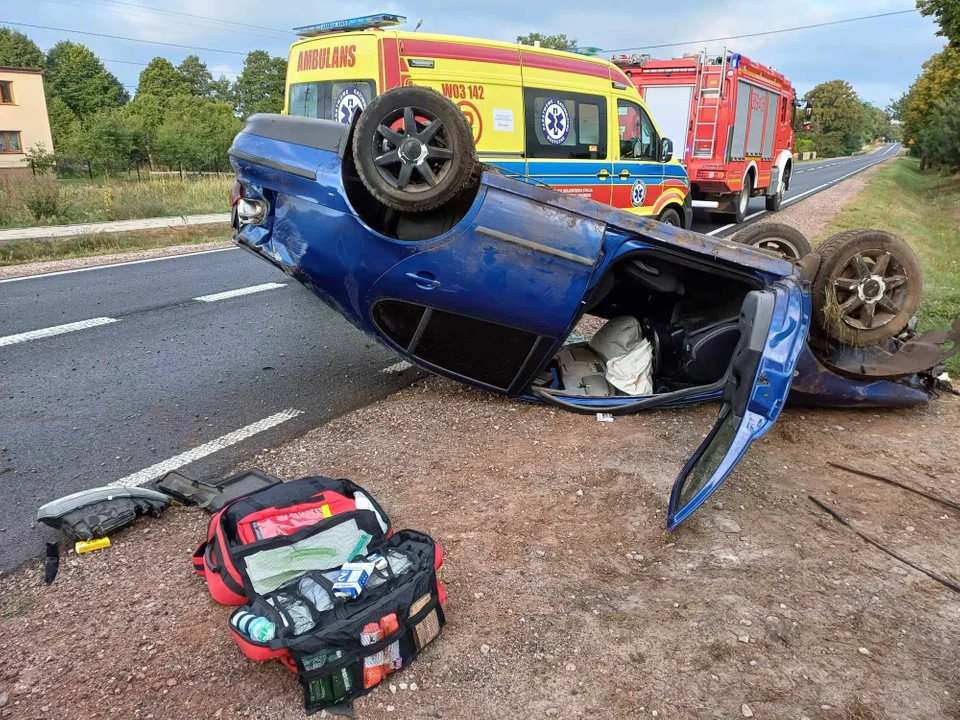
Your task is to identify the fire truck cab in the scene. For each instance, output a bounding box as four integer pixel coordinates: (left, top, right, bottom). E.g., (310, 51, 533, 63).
(614, 51, 797, 223)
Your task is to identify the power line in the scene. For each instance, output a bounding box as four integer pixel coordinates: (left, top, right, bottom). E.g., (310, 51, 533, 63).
(32, 0, 293, 40)
(606, 8, 919, 53)
(0, 19, 255, 55)
(102, 57, 240, 76)
(84, 0, 293, 37)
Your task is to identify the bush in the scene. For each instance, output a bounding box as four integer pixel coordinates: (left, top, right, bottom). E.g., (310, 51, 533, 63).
(16, 177, 68, 221)
(796, 138, 815, 153)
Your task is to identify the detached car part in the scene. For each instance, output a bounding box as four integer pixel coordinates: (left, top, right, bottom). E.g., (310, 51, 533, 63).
(37, 486, 170, 541)
(227, 87, 951, 530)
(153, 468, 281, 513)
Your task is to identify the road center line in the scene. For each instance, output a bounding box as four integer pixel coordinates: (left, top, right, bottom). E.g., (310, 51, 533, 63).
(108, 408, 305, 488)
(194, 282, 287, 303)
(0, 317, 118, 347)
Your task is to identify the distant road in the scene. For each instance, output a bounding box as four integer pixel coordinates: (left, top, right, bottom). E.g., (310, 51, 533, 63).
(693, 142, 902, 237)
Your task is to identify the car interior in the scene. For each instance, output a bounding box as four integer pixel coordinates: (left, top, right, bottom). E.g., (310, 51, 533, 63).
(536, 252, 759, 398)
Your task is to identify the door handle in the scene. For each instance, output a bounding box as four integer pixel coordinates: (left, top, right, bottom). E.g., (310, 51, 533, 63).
(619, 169, 631, 180)
(405, 272, 441, 290)
(596, 169, 610, 180)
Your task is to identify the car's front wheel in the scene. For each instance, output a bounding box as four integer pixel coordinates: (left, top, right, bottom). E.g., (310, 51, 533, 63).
(732, 222, 812, 261)
(352, 86, 478, 213)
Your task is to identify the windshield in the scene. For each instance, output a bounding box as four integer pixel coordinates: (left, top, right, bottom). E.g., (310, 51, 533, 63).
(288, 80, 377, 123)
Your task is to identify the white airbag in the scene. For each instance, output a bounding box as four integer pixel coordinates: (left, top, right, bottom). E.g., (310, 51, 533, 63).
(589, 316, 654, 396)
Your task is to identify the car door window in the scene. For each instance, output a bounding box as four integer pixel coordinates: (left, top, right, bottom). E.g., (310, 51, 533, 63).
(524, 89, 607, 160)
(618, 100, 658, 161)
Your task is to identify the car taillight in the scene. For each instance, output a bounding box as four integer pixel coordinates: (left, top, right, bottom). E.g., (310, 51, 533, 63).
(236, 198, 268, 226)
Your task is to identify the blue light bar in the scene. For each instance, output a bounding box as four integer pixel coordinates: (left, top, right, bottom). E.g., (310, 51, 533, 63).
(294, 14, 406, 37)
(571, 46, 602, 56)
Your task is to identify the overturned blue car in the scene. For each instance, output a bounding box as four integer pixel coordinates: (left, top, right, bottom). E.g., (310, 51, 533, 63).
(228, 87, 955, 529)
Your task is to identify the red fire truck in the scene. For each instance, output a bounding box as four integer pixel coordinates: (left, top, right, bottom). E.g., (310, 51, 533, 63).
(612, 51, 797, 223)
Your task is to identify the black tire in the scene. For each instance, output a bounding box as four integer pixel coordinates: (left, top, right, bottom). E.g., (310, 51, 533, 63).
(812, 229, 922, 345)
(352, 86, 478, 213)
(731, 222, 812, 261)
(657, 207, 681, 227)
(765, 171, 786, 211)
(735, 172, 753, 223)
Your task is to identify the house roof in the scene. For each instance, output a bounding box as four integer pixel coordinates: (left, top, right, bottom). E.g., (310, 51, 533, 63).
(0, 66, 44, 75)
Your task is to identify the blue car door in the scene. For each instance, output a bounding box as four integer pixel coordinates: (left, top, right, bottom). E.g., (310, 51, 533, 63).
(667, 276, 811, 529)
(363, 174, 605, 393)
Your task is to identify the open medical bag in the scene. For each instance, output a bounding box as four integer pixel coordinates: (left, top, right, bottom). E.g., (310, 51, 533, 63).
(192, 476, 446, 713)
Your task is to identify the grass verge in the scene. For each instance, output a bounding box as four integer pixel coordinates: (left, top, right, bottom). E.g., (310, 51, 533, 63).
(0, 175, 232, 229)
(0, 223, 231, 267)
(819, 156, 960, 373)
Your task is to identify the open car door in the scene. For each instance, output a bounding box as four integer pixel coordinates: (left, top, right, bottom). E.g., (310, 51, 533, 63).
(667, 277, 810, 529)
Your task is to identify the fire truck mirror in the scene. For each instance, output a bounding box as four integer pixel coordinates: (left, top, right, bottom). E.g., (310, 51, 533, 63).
(661, 137, 674, 163)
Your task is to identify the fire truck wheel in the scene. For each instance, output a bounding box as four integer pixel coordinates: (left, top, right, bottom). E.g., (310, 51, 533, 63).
(812, 229, 922, 346)
(353, 86, 478, 213)
(657, 208, 681, 227)
(735, 173, 754, 223)
(731, 222, 812, 261)
(765, 176, 785, 211)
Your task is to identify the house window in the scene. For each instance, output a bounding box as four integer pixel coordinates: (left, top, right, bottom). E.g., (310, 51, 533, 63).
(0, 82, 12, 104)
(0, 131, 22, 153)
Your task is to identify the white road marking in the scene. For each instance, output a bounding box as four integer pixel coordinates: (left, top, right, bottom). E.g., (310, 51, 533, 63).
(194, 282, 286, 303)
(381, 360, 414, 374)
(0, 247, 238, 285)
(706, 209, 766, 237)
(107, 408, 304, 488)
(0, 317, 118, 347)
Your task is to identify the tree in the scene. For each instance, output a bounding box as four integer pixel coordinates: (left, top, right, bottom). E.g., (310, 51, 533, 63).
(44, 41, 128, 119)
(136, 57, 190, 102)
(803, 80, 866, 157)
(233, 50, 286, 117)
(177, 55, 213, 98)
(209, 75, 233, 104)
(861, 102, 893, 143)
(46, 96, 80, 154)
(125, 93, 165, 166)
(899, 47, 960, 165)
(71, 107, 148, 171)
(918, 0, 960, 46)
(916, 88, 960, 169)
(154, 96, 241, 168)
(0, 27, 44, 69)
(515, 32, 577, 50)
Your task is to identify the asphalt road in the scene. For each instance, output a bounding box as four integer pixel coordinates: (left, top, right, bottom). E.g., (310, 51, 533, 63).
(0, 142, 900, 573)
(0, 249, 421, 572)
(693, 142, 902, 236)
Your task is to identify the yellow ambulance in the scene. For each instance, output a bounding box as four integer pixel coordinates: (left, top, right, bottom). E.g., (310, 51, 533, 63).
(284, 14, 692, 228)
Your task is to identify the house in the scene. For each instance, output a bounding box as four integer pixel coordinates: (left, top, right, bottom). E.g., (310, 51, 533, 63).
(0, 66, 55, 180)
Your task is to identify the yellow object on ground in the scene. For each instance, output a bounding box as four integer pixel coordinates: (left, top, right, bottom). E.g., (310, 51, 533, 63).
(75, 537, 111, 554)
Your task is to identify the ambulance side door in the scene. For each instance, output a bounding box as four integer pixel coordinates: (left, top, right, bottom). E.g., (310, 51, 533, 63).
(522, 88, 612, 205)
(612, 98, 663, 216)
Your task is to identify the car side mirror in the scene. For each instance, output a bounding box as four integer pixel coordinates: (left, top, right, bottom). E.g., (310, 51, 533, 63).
(661, 137, 674, 163)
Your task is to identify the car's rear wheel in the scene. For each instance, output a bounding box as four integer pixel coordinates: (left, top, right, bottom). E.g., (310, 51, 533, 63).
(812, 229, 922, 345)
(657, 207, 681, 227)
(731, 222, 812, 261)
(352, 86, 478, 213)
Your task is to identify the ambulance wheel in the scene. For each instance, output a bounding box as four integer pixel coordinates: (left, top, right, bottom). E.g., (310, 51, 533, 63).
(657, 208, 681, 227)
(731, 222, 811, 261)
(812, 229, 922, 345)
(353, 86, 478, 213)
(734, 173, 753, 223)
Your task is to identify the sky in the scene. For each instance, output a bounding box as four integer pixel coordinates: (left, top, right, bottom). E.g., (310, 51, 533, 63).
(2, 0, 948, 108)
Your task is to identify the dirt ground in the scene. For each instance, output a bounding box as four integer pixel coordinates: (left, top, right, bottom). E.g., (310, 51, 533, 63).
(1, 375, 959, 720)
